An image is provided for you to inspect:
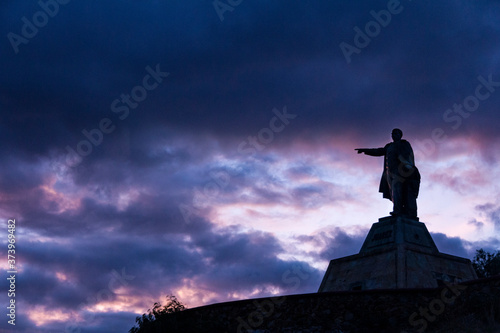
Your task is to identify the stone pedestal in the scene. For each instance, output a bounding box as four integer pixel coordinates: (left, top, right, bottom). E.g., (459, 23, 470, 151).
(318, 216, 477, 292)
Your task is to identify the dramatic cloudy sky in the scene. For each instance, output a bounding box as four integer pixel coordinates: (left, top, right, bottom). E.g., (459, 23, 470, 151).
(1, 0, 500, 332)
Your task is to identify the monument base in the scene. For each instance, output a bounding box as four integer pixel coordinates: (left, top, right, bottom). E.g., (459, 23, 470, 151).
(318, 216, 477, 292)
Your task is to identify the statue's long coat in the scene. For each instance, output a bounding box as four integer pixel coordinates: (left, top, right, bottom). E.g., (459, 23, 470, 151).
(363, 140, 420, 201)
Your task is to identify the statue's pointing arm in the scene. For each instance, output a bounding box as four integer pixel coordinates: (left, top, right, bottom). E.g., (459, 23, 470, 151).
(355, 147, 386, 156)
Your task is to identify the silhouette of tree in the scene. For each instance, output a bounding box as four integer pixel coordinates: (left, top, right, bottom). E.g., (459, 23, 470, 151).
(472, 248, 500, 278)
(129, 295, 187, 333)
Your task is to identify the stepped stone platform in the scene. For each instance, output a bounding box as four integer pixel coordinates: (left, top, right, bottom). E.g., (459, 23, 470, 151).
(318, 215, 477, 292)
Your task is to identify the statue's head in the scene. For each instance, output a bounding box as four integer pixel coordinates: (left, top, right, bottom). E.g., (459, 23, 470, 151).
(391, 128, 403, 141)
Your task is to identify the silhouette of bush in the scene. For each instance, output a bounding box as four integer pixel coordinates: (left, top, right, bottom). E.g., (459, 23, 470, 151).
(472, 248, 500, 278)
(129, 295, 186, 333)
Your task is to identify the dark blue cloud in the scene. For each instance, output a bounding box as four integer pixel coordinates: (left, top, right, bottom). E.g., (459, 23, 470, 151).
(476, 202, 500, 230)
(296, 227, 368, 261)
(431, 232, 470, 258)
(1, 0, 500, 162)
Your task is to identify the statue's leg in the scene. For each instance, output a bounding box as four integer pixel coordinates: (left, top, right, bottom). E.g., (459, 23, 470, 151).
(390, 175, 404, 216)
(406, 180, 418, 218)
(401, 182, 409, 215)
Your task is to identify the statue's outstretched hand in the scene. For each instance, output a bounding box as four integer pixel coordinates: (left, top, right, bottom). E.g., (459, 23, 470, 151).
(355, 149, 365, 154)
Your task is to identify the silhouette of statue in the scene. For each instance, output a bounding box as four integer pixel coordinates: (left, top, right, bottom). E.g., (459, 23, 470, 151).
(355, 128, 420, 218)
